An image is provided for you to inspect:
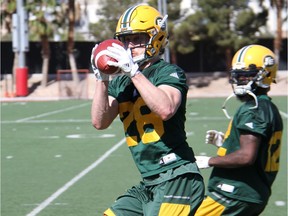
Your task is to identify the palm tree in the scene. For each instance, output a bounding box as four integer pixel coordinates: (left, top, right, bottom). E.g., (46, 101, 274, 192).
(67, 0, 79, 86)
(259, 0, 286, 62)
(26, 0, 58, 87)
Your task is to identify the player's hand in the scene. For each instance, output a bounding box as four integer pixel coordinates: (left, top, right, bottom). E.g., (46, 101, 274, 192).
(106, 43, 139, 77)
(205, 130, 224, 147)
(90, 44, 109, 81)
(195, 156, 211, 169)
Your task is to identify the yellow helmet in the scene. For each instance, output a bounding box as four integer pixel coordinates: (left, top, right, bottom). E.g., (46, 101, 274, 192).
(231, 44, 278, 88)
(114, 4, 168, 63)
(222, 45, 278, 118)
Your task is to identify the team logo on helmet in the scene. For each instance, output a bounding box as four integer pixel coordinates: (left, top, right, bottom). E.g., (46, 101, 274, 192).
(156, 17, 166, 30)
(263, 55, 275, 67)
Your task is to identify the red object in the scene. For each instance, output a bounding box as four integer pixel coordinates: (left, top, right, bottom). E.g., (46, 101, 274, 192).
(93, 39, 124, 74)
(16, 67, 28, 96)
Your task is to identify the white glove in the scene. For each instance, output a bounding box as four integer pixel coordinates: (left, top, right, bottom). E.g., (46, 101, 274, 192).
(106, 43, 139, 77)
(90, 44, 109, 81)
(195, 156, 211, 169)
(205, 130, 224, 147)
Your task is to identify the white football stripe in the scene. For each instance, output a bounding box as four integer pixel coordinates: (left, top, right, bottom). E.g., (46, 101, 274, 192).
(95, 50, 112, 68)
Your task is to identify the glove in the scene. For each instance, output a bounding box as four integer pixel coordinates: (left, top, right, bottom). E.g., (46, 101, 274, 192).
(106, 43, 139, 77)
(195, 156, 211, 169)
(205, 130, 224, 147)
(90, 44, 109, 81)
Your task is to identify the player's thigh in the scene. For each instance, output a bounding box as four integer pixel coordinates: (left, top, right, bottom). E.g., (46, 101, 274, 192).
(103, 195, 142, 216)
(221, 198, 266, 216)
(195, 195, 225, 216)
(195, 191, 266, 216)
(151, 173, 204, 216)
(104, 183, 148, 216)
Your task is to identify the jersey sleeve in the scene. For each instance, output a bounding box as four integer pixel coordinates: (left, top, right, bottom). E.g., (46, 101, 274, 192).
(236, 106, 269, 137)
(154, 63, 188, 96)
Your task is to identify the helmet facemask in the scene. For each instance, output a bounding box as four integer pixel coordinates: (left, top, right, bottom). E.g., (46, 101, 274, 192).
(230, 63, 273, 96)
(222, 65, 260, 119)
(223, 65, 273, 119)
(116, 32, 151, 65)
(230, 64, 262, 95)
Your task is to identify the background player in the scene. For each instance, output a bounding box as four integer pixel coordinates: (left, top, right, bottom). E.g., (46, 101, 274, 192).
(195, 44, 283, 216)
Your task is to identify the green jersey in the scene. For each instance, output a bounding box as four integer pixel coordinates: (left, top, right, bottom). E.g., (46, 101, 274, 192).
(208, 95, 283, 204)
(108, 60, 196, 178)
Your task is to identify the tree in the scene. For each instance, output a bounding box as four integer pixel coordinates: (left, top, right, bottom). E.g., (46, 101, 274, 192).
(0, 0, 16, 39)
(173, 0, 268, 71)
(148, 0, 183, 64)
(2, 0, 81, 88)
(27, 0, 81, 87)
(1, 0, 57, 88)
(26, 0, 58, 87)
(89, 0, 141, 42)
(259, 0, 287, 63)
(67, 0, 79, 87)
(1, 0, 17, 94)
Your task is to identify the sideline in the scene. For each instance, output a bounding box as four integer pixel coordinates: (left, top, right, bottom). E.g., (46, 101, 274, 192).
(26, 137, 126, 216)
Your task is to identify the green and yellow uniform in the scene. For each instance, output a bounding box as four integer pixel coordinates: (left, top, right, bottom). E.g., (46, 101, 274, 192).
(105, 59, 204, 216)
(196, 95, 283, 216)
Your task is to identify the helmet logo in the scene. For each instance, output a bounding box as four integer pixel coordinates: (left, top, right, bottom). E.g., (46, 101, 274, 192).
(156, 17, 166, 30)
(263, 55, 275, 67)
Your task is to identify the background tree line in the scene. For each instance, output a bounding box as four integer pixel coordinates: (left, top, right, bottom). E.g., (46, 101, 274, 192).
(1, 0, 287, 86)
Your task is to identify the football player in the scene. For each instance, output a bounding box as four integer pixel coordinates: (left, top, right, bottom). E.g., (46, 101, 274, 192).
(90, 4, 204, 216)
(195, 45, 283, 216)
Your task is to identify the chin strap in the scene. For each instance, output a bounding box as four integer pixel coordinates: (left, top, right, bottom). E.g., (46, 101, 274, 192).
(222, 81, 259, 119)
(222, 93, 235, 119)
(246, 90, 258, 109)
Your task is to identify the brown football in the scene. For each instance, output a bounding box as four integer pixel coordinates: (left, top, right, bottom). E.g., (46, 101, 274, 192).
(93, 39, 124, 74)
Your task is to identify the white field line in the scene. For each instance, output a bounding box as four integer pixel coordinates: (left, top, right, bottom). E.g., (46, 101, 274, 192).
(2, 110, 287, 125)
(15, 103, 90, 123)
(1, 117, 225, 124)
(280, 110, 288, 119)
(26, 137, 126, 216)
(1, 117, 227, 124)
(2, 119, 91, 124)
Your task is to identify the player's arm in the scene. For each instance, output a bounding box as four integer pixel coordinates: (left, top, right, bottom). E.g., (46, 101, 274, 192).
(91, 80, 119, 130)
(209, 132, 261, 168)
(105, 44, 182, 120)
(131, 72, 182, 121)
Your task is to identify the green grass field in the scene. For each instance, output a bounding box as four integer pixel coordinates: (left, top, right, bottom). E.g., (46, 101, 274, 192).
(1, 96, 287, 216)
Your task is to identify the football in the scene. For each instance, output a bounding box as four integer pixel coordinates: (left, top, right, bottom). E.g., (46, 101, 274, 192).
(93, 39, 124, 74)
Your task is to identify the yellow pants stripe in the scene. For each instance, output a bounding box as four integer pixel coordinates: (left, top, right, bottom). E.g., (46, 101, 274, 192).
(195, 196, 225, 216)
(158, 203, 190, 216)
(103, 208, 116, 216)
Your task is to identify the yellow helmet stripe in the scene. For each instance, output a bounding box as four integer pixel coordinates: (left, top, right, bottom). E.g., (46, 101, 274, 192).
(121, 5, 139, 29)
(236, 45, 253, 63)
